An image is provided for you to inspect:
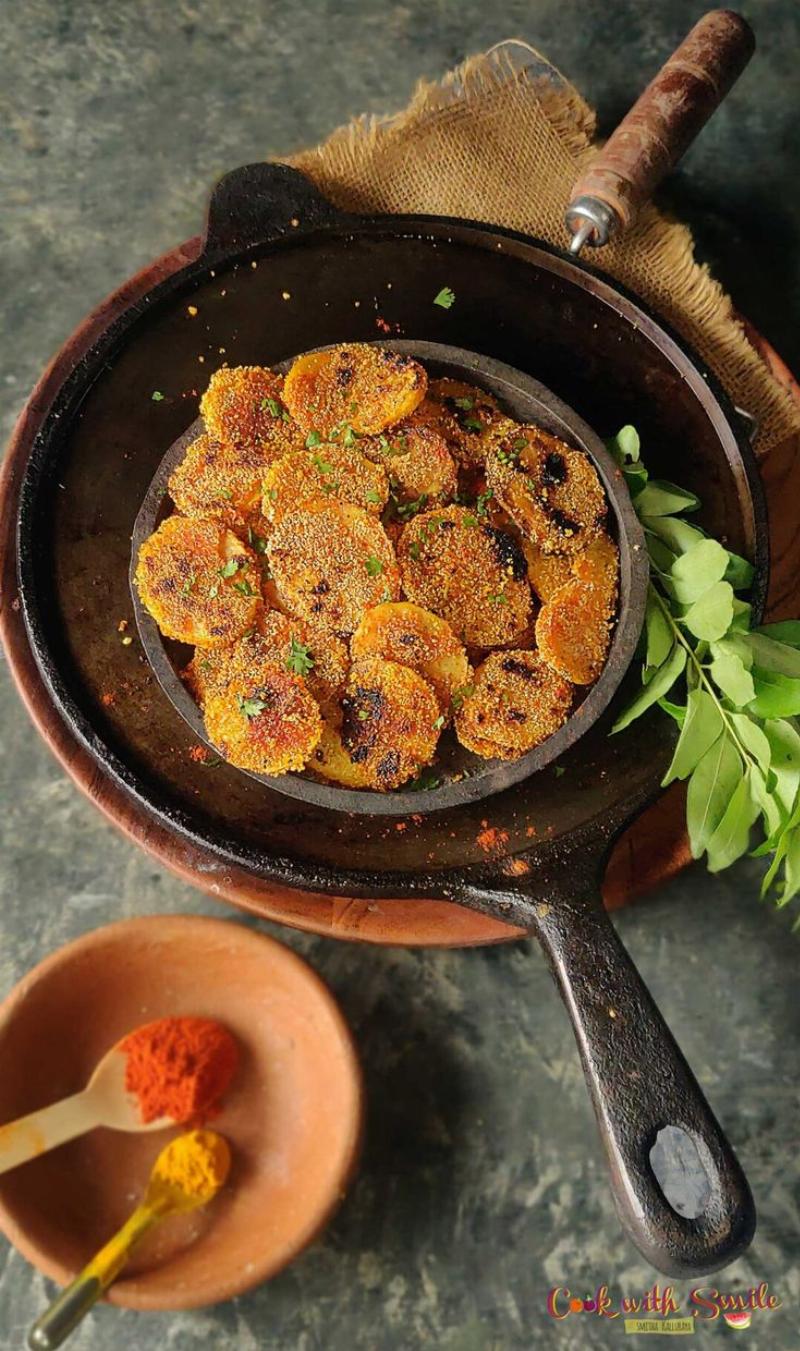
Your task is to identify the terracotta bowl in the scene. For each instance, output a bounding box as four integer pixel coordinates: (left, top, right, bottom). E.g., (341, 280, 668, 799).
(0, 915, 363, 1310)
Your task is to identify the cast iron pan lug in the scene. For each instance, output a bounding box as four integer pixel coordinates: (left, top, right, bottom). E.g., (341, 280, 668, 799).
(203, 162, 349, 257)
(457, 819, 756, 1276)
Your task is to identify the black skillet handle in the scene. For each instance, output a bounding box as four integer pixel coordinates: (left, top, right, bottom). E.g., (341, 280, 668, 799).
(203, 162, 344, 256)
(459, 864, 755, 1277)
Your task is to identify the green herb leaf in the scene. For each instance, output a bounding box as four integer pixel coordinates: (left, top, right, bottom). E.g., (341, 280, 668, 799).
(757, 620, 800, 648)
(232, 579, 256, 596)
(305, 430, 322, 449)
(662, 687, 724, 786)
(365, 555, 383, 577)
(644, 515, 706, 554)
(218, 558, 241, 579)
(433, 287, 456, 309)
(286, 637, 314, 677)
(686, 734, 742, 859)
(669, 538, 729, 602)
(612, 644, 686, 733)
(708, 641, 756, 706)
(608, 425, 640, 463)
(682, 581, 734, 642)
(151, 390, 165, 402)
(365, 489, 383, 505)
(407, 767, 442, 790)
(705, 771, 760, 873)
(645, 592, 673, 670)
(247, 527, 269, 555)
(263, 397, 282, 417)
(764, 720, 800, 819)
(748, 668, 800, 719)
(433, 714, 446, 731)
(634, 480, 700, 517)
(182, 573, 196, 595)
(453, 396, 474, 410)
(744, 633, 800, 678)
(311, 453, 333, 474)
(239, 695, 268, 719)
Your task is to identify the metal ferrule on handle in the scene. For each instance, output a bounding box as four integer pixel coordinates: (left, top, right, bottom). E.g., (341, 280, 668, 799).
(566, 9, 755, 252)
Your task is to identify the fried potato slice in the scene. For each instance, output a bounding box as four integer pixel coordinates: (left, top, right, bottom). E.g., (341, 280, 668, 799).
(360, 422, 457, 507)
(351, 602, 470, 715)
(262, 444, 388, 523)
(337, 657, 440, 790)
(521, 539, 574, 603)
(417, 379, 517, 467)
(186, 607, 348, 714)
(135, 516, 259, 647)
(168, 434, 269, 531)
(199, 366, 305, 461)
(455, 651, 573, 760)
(308, 716, 373, 789)
(487, 425, 607, 554)
(398, 505, 533, 649)
(267, 501, 400, 635)
(283, 344, 427, 436)
(536, 578, 615, 685)
(203, 663, 322, 775)
(571, 531, 620, 592)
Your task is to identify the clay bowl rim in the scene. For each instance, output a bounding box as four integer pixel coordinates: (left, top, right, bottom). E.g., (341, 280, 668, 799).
(0, 914, 365, 1311)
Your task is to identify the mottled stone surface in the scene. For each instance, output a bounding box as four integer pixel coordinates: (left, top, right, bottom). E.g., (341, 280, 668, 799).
(2, 2, 799, 1347)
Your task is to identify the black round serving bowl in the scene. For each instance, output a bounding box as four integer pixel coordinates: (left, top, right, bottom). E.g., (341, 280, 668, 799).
(130, 340, 648, 815)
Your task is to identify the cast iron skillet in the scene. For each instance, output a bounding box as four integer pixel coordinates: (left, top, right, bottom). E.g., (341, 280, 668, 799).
(16, 162, 768, 1276)
(131, 341, 648, 814)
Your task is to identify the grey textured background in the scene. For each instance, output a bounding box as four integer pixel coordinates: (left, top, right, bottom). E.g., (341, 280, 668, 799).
(2, 1, 799, 1347)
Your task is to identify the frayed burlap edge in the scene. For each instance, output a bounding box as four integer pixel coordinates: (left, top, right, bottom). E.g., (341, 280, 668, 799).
(287, 42, 799, 458)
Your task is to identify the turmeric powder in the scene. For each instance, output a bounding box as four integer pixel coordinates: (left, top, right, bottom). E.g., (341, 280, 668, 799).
(147, 1129, 231, 1213)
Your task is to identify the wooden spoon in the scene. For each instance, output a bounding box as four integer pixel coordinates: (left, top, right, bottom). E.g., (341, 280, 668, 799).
(0, 1032, 171, 1175)
(28, 1129, 231, 1349)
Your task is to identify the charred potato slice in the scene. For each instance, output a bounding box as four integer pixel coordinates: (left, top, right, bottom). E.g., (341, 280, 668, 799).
(283, 344, 427, 436)
(398, 506, 533, 649)
(200, 366, 305, 461)
(339, 657, 440, 790)
(204, 663, 322, 775)
(262, 445, 388, 523)
(267, 501, 400, 635)
(536, 578, 615, 685)
(168, 434, 268, 530)
(419, 379, 517, 467)
(308, 716, 373, 789)
(360, 423, 457, 507)
(189, 607, 349, 714)
(487, 425, 607, 555)
(455, 651, 573, 760)
(135, 517, 259, 647)
(351, 602, 469, 714)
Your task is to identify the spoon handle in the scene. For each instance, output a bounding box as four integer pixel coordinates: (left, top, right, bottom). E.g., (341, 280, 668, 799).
(0, 1092, 98, 1176)
(28, 1203, 159, 1350)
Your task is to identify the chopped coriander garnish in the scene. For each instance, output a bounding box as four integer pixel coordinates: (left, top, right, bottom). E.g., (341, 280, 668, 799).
(462, 513, 479, 527)
(267, 488, 278, 502)
(463, 417, 482, 432)
(209, 582, 220, 599)
(365, 555, 383, 577)
(452, 682, 476, 709)
(239, 695, 268, 719)
(395, 493, 428, 521)
(433, 714, 446, 731)
(512, 436, 527, 450)
(409, 541, 421, 562)
(262, 396, 282, 416)
(453, 396, 474, 410)
(489, 591, 508, 605)
(357, 708, 371, 721)
(232, 579, 256, 596)
(218, 487, 233, 500)
(497, 445, 520, 465)
(408, 768, 442, 791)
(554, 766, 566, 778)
(247, 526, 269, 554)
(433, 287, 456, 310)
(286, 637, 315, 677)
(306, 430, 322, 449)
(365, 489, 383, 504)
(476, 488, 494, 517)
(218, 558, 241, 578)
(182, 573, 196, 595)
(311, 453, 334, 474)
(151, 390, 165, 402)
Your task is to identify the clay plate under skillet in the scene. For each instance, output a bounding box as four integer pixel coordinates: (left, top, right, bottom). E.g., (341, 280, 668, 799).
(0, 916, 363, 1310)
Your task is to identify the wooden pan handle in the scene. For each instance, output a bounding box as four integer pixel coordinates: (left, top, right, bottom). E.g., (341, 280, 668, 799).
(566, 10, 755, 249)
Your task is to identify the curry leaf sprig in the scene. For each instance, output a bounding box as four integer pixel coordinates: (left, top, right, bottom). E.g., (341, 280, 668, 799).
(608, 426, 800, 905)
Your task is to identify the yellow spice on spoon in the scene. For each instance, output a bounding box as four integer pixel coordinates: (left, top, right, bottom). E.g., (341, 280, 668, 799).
(29, 1130, 231, 1351)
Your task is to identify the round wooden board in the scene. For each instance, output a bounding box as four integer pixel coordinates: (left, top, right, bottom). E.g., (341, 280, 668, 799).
(1, 240, 799, 947)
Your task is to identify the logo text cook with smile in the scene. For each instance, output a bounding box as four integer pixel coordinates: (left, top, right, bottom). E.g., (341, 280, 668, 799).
(547, 1281, 780, 1321)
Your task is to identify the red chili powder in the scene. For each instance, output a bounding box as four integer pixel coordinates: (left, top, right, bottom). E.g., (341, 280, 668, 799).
(120, 1017, 239, 1125)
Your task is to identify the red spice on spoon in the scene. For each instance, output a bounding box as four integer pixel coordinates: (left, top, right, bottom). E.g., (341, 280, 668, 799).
(120, 1017, 239, 1124)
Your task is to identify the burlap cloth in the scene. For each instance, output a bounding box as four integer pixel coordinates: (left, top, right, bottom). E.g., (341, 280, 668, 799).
(289, 41, 799, 458)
